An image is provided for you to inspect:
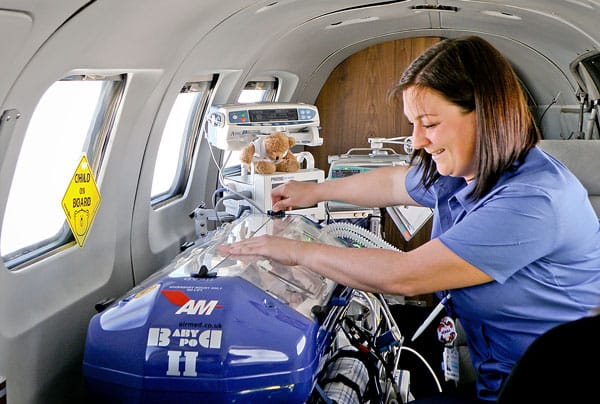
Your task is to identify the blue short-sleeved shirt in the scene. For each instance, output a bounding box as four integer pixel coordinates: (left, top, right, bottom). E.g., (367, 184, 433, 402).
(405, 146, 600, 401)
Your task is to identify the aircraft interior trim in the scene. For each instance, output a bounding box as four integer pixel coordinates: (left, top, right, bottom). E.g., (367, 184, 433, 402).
(1, 1, 600, 402)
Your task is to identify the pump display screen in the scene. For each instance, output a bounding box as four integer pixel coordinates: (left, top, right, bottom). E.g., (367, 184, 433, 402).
(249, 108, 298, 122)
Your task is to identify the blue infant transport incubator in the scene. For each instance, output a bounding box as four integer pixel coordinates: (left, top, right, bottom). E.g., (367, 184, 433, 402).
(83, 213, 405, 403)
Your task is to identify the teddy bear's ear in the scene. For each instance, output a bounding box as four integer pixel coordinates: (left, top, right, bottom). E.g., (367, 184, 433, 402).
(287, 136, 296, 147)
(239, 143, 254, 165)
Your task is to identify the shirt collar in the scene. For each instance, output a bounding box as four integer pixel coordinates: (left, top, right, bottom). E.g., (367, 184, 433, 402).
(450, 149, 531, 210)
(451, 178, 475, 211)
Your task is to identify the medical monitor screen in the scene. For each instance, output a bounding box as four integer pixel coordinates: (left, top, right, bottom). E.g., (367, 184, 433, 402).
(249, 108, 298, 122)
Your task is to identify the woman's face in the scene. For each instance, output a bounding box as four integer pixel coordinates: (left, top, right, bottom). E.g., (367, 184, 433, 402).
(403, 86, 477, 182)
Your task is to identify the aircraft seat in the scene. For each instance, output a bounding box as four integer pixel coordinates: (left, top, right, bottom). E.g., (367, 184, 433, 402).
(496, 313, 600, 403)
(539, 139, 600, 216)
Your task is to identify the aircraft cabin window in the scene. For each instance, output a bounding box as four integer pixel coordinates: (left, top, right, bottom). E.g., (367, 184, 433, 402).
(223, 79, 279, 170)
(151, 80, 215, 205)
(0, 74, 125, 269)
(237, 79, 278, 103)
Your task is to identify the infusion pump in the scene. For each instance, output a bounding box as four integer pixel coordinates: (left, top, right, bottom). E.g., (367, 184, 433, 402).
(206, 102, 323, 150)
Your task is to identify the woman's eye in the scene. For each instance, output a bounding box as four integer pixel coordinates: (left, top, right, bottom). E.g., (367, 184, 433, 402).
(423, 123, 438, 129)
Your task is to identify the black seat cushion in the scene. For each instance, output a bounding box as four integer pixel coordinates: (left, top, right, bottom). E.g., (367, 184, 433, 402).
(497, 314, 600, 403)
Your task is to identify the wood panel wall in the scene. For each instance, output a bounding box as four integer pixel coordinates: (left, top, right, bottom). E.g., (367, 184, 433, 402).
(312, 37, 440, 252)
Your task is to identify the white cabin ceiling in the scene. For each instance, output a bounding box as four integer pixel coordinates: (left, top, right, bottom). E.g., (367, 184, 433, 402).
(1, 0, 599, 108)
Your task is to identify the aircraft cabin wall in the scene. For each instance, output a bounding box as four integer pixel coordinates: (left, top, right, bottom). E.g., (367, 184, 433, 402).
(0, 1, 599, 403)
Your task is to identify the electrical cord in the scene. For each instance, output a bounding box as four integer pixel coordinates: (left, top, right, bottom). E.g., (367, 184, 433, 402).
(399, 346, 443, 393)
(204, 124, 266, 222)
(538, 91, 561, 125)
(339, 317, 390, 402)
(322, 222, 442, 398)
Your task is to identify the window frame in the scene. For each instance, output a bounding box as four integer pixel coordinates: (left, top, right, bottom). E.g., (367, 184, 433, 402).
(1, 74, 126, 270)
(151, 78, 217, 207)
(237, 79, 279, 103)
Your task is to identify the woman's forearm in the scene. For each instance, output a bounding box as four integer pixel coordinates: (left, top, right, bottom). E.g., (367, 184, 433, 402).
(316, 165, 415, 207)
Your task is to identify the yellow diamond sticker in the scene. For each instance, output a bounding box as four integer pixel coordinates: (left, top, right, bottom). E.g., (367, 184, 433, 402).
(61, 154, 101, 247)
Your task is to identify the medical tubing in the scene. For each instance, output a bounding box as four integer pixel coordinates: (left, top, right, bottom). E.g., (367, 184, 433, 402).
(356, 290, 400, 346)
(323, 222, 403, 348)
(206, 137, 265, 217)
(355, 291, 382, 332)
(375, 293, 402, 343)
(399, 346, 443, 393)
(323, 223, 440, 393)
(322, 221, 400, 251)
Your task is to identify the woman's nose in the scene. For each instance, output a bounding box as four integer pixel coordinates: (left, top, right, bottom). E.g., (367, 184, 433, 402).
(411, 126, 429, 149)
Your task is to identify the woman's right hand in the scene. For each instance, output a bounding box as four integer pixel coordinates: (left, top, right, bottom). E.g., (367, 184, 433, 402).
(271, 180, 321, 211)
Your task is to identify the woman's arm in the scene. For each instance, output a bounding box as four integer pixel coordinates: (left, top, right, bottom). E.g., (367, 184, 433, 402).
(218, 236, 493, 296)
(272, 165, 419, 211)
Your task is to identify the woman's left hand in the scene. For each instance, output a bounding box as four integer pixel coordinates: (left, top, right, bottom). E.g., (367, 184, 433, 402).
(218, 235, 302, 266)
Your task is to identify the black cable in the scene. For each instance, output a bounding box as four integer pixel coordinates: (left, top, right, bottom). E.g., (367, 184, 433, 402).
(538, 94, 558, 124)
(341, 317, 398, 399)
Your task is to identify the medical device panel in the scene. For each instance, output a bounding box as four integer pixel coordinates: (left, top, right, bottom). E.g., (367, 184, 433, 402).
(207, 102, 323, 150)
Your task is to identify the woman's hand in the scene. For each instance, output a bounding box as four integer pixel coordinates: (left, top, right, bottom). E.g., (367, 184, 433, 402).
(271, 180, 320, 212)
(218, 235, 302, 266)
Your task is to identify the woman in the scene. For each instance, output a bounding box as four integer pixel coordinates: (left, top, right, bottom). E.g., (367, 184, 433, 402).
(218, 36, 600, 402)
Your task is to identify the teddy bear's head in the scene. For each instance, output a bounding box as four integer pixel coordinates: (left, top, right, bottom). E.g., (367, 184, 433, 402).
(262, 132, 296, 161)
(239, 132, 300, 174)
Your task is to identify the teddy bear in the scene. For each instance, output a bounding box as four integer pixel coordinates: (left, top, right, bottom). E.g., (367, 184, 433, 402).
(239, 131, 300, 174)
